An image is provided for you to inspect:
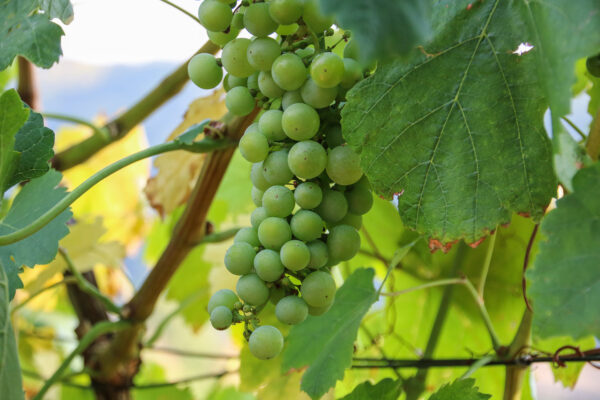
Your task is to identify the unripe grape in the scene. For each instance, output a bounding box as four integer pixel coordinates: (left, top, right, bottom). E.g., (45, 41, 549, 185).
(188, 54, 223, 89)
(280, 240, 310, 271)
(277, 23, 299, 36)
(282, 103, 320, 140)
(239, 126, 268, 161)
(251, 162, 272, 191)
(236, 273, 270, 305)
(249, 325, 284, 359)
(222, 38, 255, 78)
(288, 140, 327, 179)
(340, 58, 363, 89)
(308, 302, 332, 316)
(307, 240, 328, 269)
(247, 37, 281, 71)
(310, 52, 345, 88)
(208, 289, 239, 313)
(244, 3, 278, 37)
(234, 227, 260, 247)
(269, 286, 286, 304)
(345, 186, 373, 215)
(210, 305, 233, 330)
(300, 78, 338, 109)
(258, 71, 285, 99)
(251, 206, 269, 228)
(271, 53, 307, 91)
(275, 296, 308, 324)
(225, 74, 246, 91)
(251, 186, 264, 207)
(208, 26, 240, 47)
(247, 72, 260, 91)
(258, 110, 286, 141)
(258, 217, 292, 250)
(301, 270, 336, 307)
(262, 185, 295, 218)
(327, 224, 360, 261)
(226, 86, 256, 116)
(302, 0, 333, 33)
(231, 11, 244, 30)
(224, 242, 256, 275)
(325, 124, 344, 148)
(254, 249, 285, 282)
(198, 0, 233, 32)
(326, 145, 363, 185)
(294, 182, 323, 209)
(269, 0, 304, 25)
(282, 90, 303, 110)
(290, 210, 323, 242)
(332, 212, 362, 230)
(343, 38, 360, 60)
(316, 189, 348, 222)
(263, 149, 294, 185)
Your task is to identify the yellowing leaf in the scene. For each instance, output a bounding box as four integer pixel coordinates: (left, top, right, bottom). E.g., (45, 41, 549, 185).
(145, 90, 227, 217)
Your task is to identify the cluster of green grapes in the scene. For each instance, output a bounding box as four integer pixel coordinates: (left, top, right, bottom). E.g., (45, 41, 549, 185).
(188, 0, 374, 360)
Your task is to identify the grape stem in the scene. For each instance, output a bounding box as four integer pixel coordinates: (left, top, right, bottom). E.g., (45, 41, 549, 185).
(157, 0, 202, 24)
(10, 276, 78, 314)
(477, 229, 497, 297)
(42, 112, 111, 142)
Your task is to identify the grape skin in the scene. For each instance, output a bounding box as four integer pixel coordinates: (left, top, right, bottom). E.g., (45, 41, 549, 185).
(224, 242, 256, 275)
(249, 326, 284, 360)
(187, 54, 222, 89)
(254, 249, 285, 282)
(282, 103, 320, 141)
(208, 289, 238, 313)
(210, 305, 233, 330)
(236, 273, 270, 306)
(275, 296, 308, 325)
(280, 239, 311, 271)
(198, 0, 232, 32)
(294, 182, 323, 209)
(301, 270, 336, 307)
(326, 146, 363, 185)
(287, 140, 327, 179)
(258, 217, 292, 250)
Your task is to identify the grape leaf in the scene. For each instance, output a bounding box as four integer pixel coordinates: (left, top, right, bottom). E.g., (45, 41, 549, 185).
(39, 0, 74, 24)
(342, 0, 558, 245)
(282, 268, 377, 400)
(0, 169, 72, 299)
(8, 108, 55, 189)
(429, 379, 490, 400)
(527, 162, 600, 339)
(339, 378, 402, 400)
(318, 0, 430, 62)
(0, 90, 29, 198)
(0, 0, 64, 70)
(0, 265, 24, 399)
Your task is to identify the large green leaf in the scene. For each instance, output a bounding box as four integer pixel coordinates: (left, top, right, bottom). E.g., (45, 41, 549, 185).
(527, 162, 600, 339)
(428, 379, 490, 400)
(0, 169, 72, 299)
(8, 109, 54, 189)
(343, 0, 563, 244)
(0, 265, 24, 399)
(318, 0, 430, 62)
(0, 0, 64, 70)
(39, 0, 74, 24)
(0, 90, 29, 198)
(282, 268, 377, 399)
(339, 378, 402, 400)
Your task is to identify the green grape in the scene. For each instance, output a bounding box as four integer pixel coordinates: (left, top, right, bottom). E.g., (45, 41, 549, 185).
(239, 126, 268, 161)
(225, 74, 246, 91)
(333, 212, 362, 230)
(258, 71, 285, 99)
(271, 53, 307, 91)
(353, 175, 371, 191)
(269, 0, 304, 25)
(236, 273, 270, 305)
(307, 302, 331, 316)
(258, 217, 292, 250)
(244, 3, 278, 37)
(249, 325, 284, 360)
(254, 249, 285, 282)
(187, 54, 223, 89)
(208, 289, 239, 313)
(310, 52, 345, 88)
(262, 185, 295, 218)
(231, 11, 244, 30)
(588, 54, 600, 77)
(198, 0, 233, 32)
(251, 162, 272, 191)
(281, 103, 320, 140)
(307, 240, 328, 269)
(275, 296, 308, 324)
(282, 90, 303, 110)
(280, 239, 310, 271)
(302, 0, 333, 33)
(343, 38, 360, 60)
(210, 305, 233, 330)
(224, 242, 256, 275)
(327, 224, 360, 261)
(295, 46, 315, 59)
(316, 189, 348, 222)
(340, 58, 363, 89)
(290, 209, 323, 241)
(207, 26, 240, 47)
(300, 78, 338, 109)
(301, 270, 336, 307)
(345, 186, 373, 215)
(277, 23, 299, 36)
(294, 182, 323, 209)
(226, 86, 256, 116)
(247, 37, 281, 71)
(247, 71, 260, 90)
(222, 38, 255, 78)
(234, 227, 260, 247)
(251, 186, 264, 207)
(263, 149, 294, 185)
(269, 286, 286, 304)
(258, 110, 286, 141)
(325, 124, 344, 148)
(251, 206, 269, 228)
(287, 140, 327, 179)
(326, 145, 363, 185)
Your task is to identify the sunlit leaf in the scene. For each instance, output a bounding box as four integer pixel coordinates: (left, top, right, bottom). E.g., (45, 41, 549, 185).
(428, 379, 490, 400)
(339, 378, 401, 400)
(0, 90, 29, 198)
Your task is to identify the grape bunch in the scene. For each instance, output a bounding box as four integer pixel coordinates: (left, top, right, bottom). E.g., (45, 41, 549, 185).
(189, 0, 375, 360)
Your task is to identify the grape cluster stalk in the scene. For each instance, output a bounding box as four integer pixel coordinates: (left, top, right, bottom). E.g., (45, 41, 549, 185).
(189, 0, 375, 360)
